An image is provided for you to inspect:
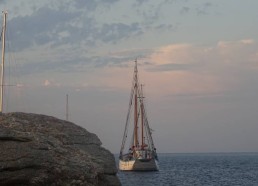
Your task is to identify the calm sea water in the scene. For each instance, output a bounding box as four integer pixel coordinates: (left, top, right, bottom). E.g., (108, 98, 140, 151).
(116, 153, 258, 186)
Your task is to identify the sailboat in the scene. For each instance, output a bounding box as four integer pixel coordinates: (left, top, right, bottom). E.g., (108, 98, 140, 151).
(119, 59, 159, 171)
(0, 11, 7, 114)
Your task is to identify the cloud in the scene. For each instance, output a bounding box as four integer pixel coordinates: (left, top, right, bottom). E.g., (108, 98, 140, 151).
(16, 83, 25, 88)
(135, 0, 150, 5)
(98, 22, 143, 43)
(42, 79, 61, 87)
(148, 63, 199, 72)
(180, 6, 190, 15)
(13, 39, 258, 100)
(114, 39, 258, 97)
(73, 0, 98, 10)
(148, 39, 258, 72)
(7, 1, 157, 54)
(196, 2, 214, 15)
(132, 0, 178, 30)
(64, 44, 221, 97)
(8, 6, 82, 51)
(148, 44, 204, 66)
(43, 80, 50, 86)
(216, 39, 258, 66)
(99, 0, 119, 3)
(240, 39, 254, 45)
(4, 1, 257, 99)
(5, 0, 221, 55)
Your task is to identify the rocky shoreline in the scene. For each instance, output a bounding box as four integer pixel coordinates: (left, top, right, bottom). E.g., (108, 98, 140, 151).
(0, 112, 121, 186)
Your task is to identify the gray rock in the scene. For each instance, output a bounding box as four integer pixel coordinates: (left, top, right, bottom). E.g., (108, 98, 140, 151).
(0, 112, 121, 186)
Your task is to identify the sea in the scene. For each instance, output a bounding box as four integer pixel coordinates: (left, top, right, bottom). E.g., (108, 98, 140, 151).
(116, 153, 258, 186)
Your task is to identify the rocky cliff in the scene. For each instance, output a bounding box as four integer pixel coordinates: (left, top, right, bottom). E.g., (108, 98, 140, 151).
(0, 112, 121, 186)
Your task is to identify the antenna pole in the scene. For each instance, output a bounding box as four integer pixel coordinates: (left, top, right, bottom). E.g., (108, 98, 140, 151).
(0, 11, 7, 113)
(66, 94, 69, 121)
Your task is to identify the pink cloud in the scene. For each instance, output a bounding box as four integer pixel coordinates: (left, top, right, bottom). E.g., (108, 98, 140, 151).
(43, 80, 51, 86)
(81, 39, 258, 99)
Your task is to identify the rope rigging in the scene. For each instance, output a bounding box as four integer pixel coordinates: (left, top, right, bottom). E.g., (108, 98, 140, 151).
(120, 60, 157, 157)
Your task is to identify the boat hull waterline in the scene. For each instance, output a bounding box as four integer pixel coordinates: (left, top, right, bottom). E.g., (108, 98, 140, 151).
(119, 158, 159, 171)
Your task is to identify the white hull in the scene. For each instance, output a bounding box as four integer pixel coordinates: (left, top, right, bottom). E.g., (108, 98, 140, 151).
(119, 158, 159, 171)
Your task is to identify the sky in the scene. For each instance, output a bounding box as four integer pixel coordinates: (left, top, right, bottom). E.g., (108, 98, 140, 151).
(1, 0, 258, 153)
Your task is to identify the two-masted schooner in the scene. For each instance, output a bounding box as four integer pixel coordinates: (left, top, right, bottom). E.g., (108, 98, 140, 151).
(119, 60, 158, 171)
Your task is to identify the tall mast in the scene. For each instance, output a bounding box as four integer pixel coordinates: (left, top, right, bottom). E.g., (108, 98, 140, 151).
(0, 11, 7, 114)
(140, 84, 144, 148)
(134, 59, 138, 147)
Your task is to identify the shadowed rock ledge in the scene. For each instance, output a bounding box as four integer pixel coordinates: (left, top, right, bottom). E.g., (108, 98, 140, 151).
(0, 112, 121, 186)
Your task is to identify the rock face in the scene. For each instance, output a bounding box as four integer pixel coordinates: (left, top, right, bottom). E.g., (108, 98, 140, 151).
(0, 112, 121, 186)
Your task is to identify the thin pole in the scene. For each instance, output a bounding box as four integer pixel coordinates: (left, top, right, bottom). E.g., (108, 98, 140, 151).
(0, 11, 7, 113)
(134, 59, 138, 147)
(66, 94, 69, 121)
(141, 84, 144, 148)
(134, 89, 138, 147)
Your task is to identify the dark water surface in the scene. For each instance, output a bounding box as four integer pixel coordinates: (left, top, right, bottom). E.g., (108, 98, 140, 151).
(117, 153, 258, 186)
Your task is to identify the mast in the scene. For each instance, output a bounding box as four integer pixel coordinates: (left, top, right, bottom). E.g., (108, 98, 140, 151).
(120, 60, 137, 156)
(140, 84, 144, 148)
(0, 11, 7, 114)
(133, 59, 138, 147)
(66, 94, 69, 121)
